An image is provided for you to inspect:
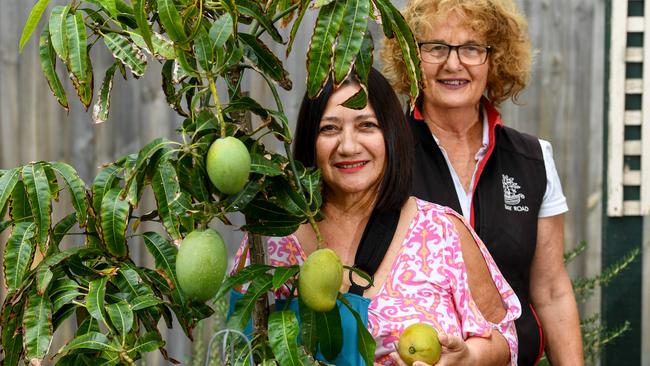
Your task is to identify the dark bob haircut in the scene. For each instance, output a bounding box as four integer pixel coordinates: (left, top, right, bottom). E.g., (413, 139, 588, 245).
(293, 68, 413, 212)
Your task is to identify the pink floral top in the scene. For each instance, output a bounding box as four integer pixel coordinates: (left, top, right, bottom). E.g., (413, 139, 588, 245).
(232, 199, 521, 365)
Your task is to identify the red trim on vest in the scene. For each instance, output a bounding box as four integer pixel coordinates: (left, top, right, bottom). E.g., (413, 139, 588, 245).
(412, 99, 504, 228)
(530, 303, 545, 365)
(469, 98, 502, 227)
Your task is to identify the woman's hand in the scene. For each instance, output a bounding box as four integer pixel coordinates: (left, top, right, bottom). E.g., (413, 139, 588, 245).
(389, 333, 474, 366)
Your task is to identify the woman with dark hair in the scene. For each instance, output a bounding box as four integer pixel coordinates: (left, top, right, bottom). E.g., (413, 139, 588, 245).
(232, 68, 521, 365)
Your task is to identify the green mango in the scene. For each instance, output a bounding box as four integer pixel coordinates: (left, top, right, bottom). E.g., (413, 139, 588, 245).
(299, 248, 343, 312)
(176, 229, 228, 301)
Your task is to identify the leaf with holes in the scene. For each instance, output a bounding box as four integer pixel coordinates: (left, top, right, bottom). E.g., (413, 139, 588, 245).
(93, 63, 118, 124)
(104, 33, 147, 77)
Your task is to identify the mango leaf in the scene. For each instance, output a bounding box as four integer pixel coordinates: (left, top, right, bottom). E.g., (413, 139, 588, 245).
(100, 188, 130, 258)
(341, 86, 367, 109)
(51, 213, 77, 248)
(23, 162, 52, 253)
(250, 150, 285, 177)
(123, 137, 173, 195)
(106, 300, 133, 338)
(268, 311, 301, 366)
(77, 49, 94, 110)
(39, 27, 69, 110)
(57, 332, 118, 354)
(104, 33, 147, 77)
(223, 178, 265, 213)
(10, 180, 32, 223)
(24, 291, 53, 361)
(37, 247, 94, 295)
(3, 222, 36, 291)
(224, 96, 269, 119)
(228, 273, 273, 330)
(1, 301, 24, 366)
(0, 167, 20, 215)
(272, 265, 299, 290)
(141, 232, 185, 305)
(131, 32, 175, 60)
(306, 0, 345, 97)
(51, 284, 82, 312)
(220, 0, 238, 32)
(158, 0, 187, 43)
(242, 200, 303, 236)
(65, 12, 88, 86)
(238, 0, 283, 43)
(354, 31, 373, 85)
(115, 265, 154, 297)
(19, 0, 51, 51)
(209, 13, 233, 50)
(130, 331, 165, 354)
(268, 179, 310, 217)
(92, 164, 121, 215)
(216, 264, 272, 299)
(286, 0, 310, 56)
(298, 299, 318, 353)
(339, 296, 375, 366)
(0, 220, 11, 235)
(316, 306, 343, 361)
(374, 0, 421, 101)
(239, 33, 291, 90)
(313, 0, 335, 7)
(333, 0, 369, 85)
(130, 294, 163, 311)
(93, 62, 117, 124)
(98, 0, 119, 19)
(49, 161, 88, 227)
(43, 162, 60, 202)
(75, 316, 100, 336)
(133, 0, 153, 53)
(52, 303, 78, 330)
(122, 153, 146, 207)
(86, 277, 110, 329)
(49, 5, 69, 61)
(151, 159, 191, 241)
(194, 27, 213, 72)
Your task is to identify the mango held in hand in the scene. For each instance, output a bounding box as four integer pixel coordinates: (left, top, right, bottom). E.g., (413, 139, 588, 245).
(176, 229, 228, 302)
(206, 136, 251, 195)
(298, 248, 343, 312)
(398, 323, 442, 366)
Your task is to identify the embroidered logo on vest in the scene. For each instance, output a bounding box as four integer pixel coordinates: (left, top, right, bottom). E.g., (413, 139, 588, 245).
(502, 174, 529, 212)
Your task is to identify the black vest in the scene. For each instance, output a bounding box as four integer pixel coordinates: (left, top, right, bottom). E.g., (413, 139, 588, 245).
(409, 112, 547, 366)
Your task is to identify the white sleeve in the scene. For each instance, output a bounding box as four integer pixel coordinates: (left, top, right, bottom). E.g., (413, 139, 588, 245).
(538, 139, 569, 217)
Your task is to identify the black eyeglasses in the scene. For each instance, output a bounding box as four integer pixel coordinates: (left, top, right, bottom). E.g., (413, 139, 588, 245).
(418, 42, 492, 66)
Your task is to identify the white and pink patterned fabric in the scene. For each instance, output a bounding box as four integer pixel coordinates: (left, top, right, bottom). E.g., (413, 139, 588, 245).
(232, 198, 521, 365)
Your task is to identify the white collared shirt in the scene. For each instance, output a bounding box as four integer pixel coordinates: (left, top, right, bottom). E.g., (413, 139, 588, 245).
(431, 111, 568, 221)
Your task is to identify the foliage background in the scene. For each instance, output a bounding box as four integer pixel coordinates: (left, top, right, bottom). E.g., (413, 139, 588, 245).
(1, 0, 647, 364)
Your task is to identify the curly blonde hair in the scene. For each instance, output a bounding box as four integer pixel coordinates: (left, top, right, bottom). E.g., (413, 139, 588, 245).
(380, 0, 532, 106)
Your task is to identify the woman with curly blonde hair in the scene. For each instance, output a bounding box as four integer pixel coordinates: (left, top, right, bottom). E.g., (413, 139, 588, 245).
(382, 1, 583, 365)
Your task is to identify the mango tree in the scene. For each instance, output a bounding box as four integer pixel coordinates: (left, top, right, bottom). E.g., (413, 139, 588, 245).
(1, 0, 421, 364)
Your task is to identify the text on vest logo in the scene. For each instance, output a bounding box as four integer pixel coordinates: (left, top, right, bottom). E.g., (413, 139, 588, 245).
(502, 174, 529, 212)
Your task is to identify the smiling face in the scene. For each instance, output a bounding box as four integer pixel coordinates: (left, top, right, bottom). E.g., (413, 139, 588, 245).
(315, 84, 386, 200)
(420, 12, 489, 111)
